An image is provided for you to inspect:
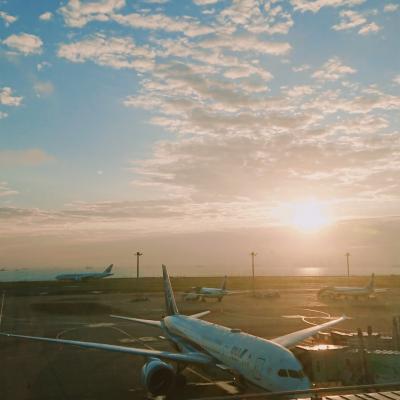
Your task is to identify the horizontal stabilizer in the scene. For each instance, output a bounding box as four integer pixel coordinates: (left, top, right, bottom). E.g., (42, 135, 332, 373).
(189, 310, 210, 319)
(0, 332, 213, 365)
(110, 315, 161, 327)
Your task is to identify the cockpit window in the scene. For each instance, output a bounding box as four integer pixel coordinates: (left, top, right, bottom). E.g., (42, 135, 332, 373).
(278, 369, 304, 379)
(278, 369, 288, 377)
(288, 369, 304, 379)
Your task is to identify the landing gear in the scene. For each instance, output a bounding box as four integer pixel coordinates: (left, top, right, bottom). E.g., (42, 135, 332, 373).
(175, 373, 187, 388)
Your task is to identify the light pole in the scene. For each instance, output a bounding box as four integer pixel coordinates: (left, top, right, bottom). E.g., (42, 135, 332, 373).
(345, 252, 350, 278)
(134, 251, 143, 279)
(250, 251, 257, 294)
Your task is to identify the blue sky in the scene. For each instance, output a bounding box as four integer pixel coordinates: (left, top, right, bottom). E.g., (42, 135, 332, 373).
(0, 0, 399, 274)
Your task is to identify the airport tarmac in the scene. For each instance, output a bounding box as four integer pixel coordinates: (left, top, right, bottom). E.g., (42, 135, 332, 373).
(0, 283, 399, 400)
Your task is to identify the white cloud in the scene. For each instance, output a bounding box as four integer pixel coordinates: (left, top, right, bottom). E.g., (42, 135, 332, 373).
(37, 61, 52, 71)
(59, 0, 126, 28)
(3, 33, 43, 55)
(33, 81, 54, 97)
(194, 0, 220, 4)
(291, 0, 365, 13)
(0, 87, 23, 106)
(0, 182, 18, 197)
(199, 35, 292, 55)
(58, 35, 155, 72)
(39, 12, 53, 21)
(394, 75, 400, 85)
(0, 11, 17, 26)
(312, 57, 356, 81)
(216, 0, 293, 35)
(384, 3, 399, 12)
(292, 64, 311, 72)
(358, 22, 381, 35)
(0, 111, 8, 119)
(0, 149, 55, 166)
(332, 10, 366, 31)
(112, 12, 213, 37)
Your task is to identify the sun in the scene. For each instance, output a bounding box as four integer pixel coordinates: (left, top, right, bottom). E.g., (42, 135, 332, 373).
(290, 200, 332, 232)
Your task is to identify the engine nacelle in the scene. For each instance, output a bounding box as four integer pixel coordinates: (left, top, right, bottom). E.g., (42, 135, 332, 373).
(140, 358, 175, 396)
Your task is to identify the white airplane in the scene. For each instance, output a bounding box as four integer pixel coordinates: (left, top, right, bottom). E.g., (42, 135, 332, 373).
(55, 264, 114, 282)
(1, 265, 346, 397)
(183, 275, 230, 302)
(318, 273, 386, 300)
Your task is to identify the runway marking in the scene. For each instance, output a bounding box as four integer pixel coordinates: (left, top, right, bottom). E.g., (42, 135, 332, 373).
(86, 322, 115, 328)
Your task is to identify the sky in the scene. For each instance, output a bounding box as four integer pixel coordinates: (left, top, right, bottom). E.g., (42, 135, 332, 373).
(0, 0, 399, 277)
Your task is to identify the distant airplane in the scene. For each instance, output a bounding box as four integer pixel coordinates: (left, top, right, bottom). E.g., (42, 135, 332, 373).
(183, 275, 244, 302)
(55, 264, 114, 282)
(318, 273, 386, 300)
(1, 265, 347, 396)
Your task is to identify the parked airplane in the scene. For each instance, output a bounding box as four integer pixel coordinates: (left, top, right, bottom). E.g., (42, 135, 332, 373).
(318, 273, 386, 300)
(1, 265, 346, 396)
(183, 275, 230, 302)
(55, 264, 114, 282)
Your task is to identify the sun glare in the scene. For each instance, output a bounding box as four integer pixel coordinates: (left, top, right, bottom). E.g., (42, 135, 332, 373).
(290, 200, 332, 232)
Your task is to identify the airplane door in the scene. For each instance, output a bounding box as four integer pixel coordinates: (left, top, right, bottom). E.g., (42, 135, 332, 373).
(254, 358, 265, 380)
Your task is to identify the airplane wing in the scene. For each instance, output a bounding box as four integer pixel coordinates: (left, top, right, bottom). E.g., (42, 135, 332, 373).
(0, 332, 213, 365)
(189, 310, 210, 319)
(110, 315, 162, 327)
(271, 316, 347, 348)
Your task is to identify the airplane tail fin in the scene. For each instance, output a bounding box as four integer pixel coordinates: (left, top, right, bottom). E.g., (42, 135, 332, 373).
(104, 264, 113, 274)
(221, 275, 227, 291)
(162, 265, 179, 316)
(367, 273, 375, 290)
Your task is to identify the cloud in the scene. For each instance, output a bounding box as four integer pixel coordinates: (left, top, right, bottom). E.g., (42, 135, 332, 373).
(292, 64, 311, 72)
(37, 61, 52, 71)
(291, 0, 365, 13)
(194, 0, 220, 4)
(58, 35, 155, 72)
(0, 149, 55, 166)
(0, 87, 23, 106)
(216, 0, 294, 35)
(3, 33, 43, 55)
(0, 182, 18, 197)
(199, 35, 292, 55)
(332, 10, 366, 31)
(312, 57, 356, 81)
(0, 111, 8, 119)
(33, 81, 54, 97)
(39, 12, 53, 21)
(384, 3, 399, 12)
(0, 11, 17, 26)
(358, 22, 381, 35)
(59, 0, 126, 28)
(394, 75, 400, 85)
(112, 12, 213, 37)
(332, 9, 381, 36)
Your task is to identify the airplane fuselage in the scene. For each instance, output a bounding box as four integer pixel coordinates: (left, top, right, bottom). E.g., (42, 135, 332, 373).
(321, 286, 373, 297)
(56, 272, 113, 281)
(163, 315, 310, 392)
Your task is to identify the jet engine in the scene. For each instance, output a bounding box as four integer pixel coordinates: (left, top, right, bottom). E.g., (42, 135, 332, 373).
(140, 358, 176, 396)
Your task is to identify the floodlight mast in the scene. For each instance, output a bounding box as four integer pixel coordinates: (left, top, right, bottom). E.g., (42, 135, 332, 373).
(345, 252, 350, 278)
(250, 251, 257, 294)
(135, 251, 143, 279)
